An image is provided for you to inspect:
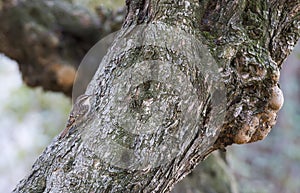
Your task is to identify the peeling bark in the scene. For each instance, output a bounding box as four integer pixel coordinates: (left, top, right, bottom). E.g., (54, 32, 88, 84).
(11, 0, 300, 192)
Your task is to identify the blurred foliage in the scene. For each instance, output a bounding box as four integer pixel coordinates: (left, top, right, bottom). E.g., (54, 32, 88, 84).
(4, 86, 33, 121)
(0, 54, 72, 192)
(4, 86, 71, 138)
(72, 0, 124, 10)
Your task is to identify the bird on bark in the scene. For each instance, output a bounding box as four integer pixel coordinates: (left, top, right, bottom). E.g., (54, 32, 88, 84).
(59, 94, 92, 139)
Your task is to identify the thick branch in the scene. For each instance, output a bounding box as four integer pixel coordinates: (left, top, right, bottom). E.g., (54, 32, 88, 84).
(0, 0, 124, 95)
(0, 2, 237, 191)
(13, 0, 299, 193)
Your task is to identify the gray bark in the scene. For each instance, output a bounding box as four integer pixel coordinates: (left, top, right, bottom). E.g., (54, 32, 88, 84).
(12, 0, 300, 192)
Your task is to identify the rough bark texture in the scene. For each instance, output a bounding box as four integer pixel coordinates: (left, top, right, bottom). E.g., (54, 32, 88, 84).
(1, 1, 237, 192)
(7, 0, 300, 192)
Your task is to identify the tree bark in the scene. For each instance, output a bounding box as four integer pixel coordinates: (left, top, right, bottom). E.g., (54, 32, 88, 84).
(1, 1, 237, 192)
(11, 0, 300, 192)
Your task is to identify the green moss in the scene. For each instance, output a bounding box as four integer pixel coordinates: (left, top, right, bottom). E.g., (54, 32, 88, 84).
(201, 31, 216, 40)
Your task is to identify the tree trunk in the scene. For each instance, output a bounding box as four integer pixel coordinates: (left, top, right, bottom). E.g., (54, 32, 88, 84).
(11, 0, 300, 192)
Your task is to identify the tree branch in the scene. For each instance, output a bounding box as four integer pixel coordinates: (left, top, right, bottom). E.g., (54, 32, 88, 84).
(12, 0, 300, 192)
(0, 0, 124, 95)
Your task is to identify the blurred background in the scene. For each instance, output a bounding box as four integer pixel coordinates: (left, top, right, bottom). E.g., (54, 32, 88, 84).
(0, 0, 299, 193)
(228, 42, 300, 193)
